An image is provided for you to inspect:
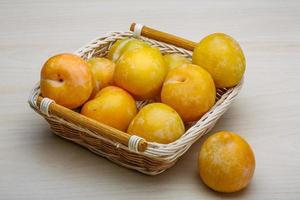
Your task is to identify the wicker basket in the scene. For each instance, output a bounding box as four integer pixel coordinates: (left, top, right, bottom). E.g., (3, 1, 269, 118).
(28, 23, 243, 175)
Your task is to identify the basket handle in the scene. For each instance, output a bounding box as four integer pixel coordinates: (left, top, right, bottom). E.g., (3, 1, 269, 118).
(36, 96, 148, 152)
(130, 23, 198, 51)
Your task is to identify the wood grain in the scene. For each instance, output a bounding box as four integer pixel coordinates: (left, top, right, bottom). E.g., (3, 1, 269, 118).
(0, 0, 300, 199)
(130, 23, 198, 50)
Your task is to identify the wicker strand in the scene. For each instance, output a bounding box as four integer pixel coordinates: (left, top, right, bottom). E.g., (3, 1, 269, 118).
(132, 23, 144, 38)
(39, 98, 54, 117)
(128, 135, 143, 152)
(28, 82, 40, 108)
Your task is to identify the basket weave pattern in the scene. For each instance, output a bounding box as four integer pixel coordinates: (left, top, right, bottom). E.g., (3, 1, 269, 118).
(28, 31, 243, 175)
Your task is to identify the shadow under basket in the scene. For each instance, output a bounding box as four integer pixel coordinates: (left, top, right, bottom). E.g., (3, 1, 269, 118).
(28, 24, 243, 175)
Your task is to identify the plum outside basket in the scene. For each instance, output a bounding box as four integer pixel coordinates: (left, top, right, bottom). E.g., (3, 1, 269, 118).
(28, 24, 243, 175)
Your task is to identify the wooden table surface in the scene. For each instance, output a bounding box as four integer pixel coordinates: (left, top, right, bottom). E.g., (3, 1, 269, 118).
(1, 0, 300, 199)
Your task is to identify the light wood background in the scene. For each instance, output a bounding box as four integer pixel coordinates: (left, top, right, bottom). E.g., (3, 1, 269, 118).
(1, 0, 300, 199)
